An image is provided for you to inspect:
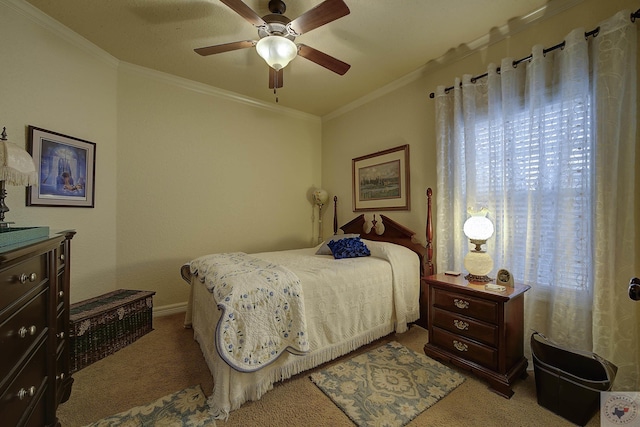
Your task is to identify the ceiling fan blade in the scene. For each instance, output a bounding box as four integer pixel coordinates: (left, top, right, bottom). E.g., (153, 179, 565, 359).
(194, 40, 256, 56)
(288, 0, 350, 35)
(269, 67, 284, 89)
(220, 0, 267, 27)
(298, 44, 350, 75)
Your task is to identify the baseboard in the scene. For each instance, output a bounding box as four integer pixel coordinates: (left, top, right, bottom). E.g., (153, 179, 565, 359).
(153, 302, 187, 317)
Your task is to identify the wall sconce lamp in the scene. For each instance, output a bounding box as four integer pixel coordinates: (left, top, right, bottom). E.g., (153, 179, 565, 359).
(463, 207, 494, 283)
(313, 188, 329, 244)
(0, 127, 38, 228)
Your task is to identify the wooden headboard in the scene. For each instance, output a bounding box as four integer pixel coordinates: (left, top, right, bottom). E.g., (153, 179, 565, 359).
(337, 188, 434, 277)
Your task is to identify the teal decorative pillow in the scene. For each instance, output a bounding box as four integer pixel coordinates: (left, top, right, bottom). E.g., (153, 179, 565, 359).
(327, 237, 370, 259)
(316, 234, 360, 255)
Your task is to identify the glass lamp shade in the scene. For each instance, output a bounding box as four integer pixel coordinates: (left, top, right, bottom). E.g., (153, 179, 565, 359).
(463, 212, 494, 241)
(313, 189, 329, 206)
(255, 36, 298, 71)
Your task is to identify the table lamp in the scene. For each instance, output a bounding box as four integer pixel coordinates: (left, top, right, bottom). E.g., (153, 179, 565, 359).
(463, 207, 494, 282)
(0, 127, 38, 227)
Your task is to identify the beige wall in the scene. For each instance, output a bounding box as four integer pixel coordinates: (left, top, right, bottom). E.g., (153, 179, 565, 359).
(322, 0, 640, 273)
(0, 0, 118, 302)
(116, 67, 322, 308)
(1, 0, 322, 308)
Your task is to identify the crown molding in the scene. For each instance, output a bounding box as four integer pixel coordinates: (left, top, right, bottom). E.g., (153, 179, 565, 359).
(323, 0, 584, 121)
(117, 62, 320, 122)
(2, 0, 119, 69)
(3, 0, 320, 123)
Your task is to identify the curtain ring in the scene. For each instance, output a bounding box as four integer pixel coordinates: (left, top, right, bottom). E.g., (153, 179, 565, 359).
(586, 27, 600, 40)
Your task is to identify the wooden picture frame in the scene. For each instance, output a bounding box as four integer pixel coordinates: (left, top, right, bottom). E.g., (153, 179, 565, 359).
(26, 126, 96, 208)
(352, 144, 410, 212)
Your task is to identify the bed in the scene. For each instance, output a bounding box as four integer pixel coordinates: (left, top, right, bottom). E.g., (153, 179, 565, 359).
(180, 188, 434, 420)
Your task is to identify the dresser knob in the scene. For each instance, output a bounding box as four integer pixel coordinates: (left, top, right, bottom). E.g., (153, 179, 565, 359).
(19, 272, 37, 284)
(453, 340, 469, 352)
(17, 386, 36, 400)
(58, 290, 64, 298)
(56, 373, 65, 381)
(453, 298, 470, 309)
(60, 254, 65, 261)
(18, 325, 37, 338)
(453, 319, 469, 330)
(57, 331, 65, 339)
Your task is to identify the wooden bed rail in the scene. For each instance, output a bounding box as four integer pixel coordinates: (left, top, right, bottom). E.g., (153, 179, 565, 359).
(336, 188, 434, 277)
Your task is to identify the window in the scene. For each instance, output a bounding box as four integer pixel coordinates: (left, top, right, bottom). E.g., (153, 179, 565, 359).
(472, 96, 593, 291)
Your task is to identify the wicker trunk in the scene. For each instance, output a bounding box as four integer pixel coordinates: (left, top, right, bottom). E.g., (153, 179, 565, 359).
(69, 289, 155, 372)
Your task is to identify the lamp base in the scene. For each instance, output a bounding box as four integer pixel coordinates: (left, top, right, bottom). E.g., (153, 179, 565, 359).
(464, 273, 493, 283)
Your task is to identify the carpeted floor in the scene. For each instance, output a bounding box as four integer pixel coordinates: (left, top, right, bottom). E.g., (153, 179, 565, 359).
(57, 312, 600, 426)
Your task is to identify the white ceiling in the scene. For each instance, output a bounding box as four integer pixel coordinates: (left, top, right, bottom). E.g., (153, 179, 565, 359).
(24, 0, 550, 116)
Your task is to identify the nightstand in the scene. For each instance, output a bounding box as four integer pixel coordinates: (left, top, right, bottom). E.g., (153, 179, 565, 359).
(422, 273, 530, 398)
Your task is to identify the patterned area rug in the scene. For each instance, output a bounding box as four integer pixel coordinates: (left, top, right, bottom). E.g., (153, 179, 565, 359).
(84, 385, 216, 427)
(310, 341, 465, 427)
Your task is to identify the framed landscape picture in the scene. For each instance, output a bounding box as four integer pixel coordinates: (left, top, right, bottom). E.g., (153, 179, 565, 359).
(26, 126, 96, 208)
(352, 144, 410, 212)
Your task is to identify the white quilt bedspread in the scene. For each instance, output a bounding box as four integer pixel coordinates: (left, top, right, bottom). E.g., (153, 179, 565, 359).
(184, 239, 420, 420)
(189, 252, 309, 372)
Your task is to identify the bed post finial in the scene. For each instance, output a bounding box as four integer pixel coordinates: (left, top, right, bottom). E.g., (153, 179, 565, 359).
(333, 196, 338, 235)
(425, 188, 434, 276)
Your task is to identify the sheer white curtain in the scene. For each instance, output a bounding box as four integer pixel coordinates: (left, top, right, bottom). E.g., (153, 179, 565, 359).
(435, 10, 638, 389)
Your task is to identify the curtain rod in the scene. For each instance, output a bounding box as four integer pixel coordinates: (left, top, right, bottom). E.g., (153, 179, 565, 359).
(428, 8, 640, 99)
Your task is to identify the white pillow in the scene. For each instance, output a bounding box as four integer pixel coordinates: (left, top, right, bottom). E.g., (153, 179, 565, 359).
(315, 234, 360, 255)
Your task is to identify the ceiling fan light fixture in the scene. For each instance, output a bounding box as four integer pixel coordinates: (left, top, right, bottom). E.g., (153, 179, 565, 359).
(256, 36, 297, 70)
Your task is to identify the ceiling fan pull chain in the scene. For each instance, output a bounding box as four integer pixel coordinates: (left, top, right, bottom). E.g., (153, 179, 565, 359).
(274, 71, 279, 102)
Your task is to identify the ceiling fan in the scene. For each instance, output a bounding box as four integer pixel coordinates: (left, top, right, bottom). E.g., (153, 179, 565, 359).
(195, 0, 351, 90)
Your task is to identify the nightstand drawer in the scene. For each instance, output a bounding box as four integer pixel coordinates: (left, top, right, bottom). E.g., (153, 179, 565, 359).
(432, 307, 498, 347)
(432, 288, 498, 324)
(431, 327, 498, 371)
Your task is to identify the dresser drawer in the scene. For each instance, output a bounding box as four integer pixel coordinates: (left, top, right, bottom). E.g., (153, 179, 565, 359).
(0, 340, 47, 427)
(23, 390, 46, 427)
(432, 307, 498, 347)
(0, 254, 48, 314)
(431, 327, 498, 371)
(432, 288, 498, 324)
(0, 289, 48, 384)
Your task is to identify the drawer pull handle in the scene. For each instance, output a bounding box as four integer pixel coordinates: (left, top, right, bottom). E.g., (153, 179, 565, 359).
(56, 373, 65, 381)
(57, 331, 65, 339)
(17, 386, 36, 400)
(60, 254, 65, 261)
(453, 340, 468, 352)
(19, 273, 37, 284)
(58, 290, 65, 298)
(18, 325, 37, 338)
(453, 299, 469, 309)
(454, 319, 469, 330)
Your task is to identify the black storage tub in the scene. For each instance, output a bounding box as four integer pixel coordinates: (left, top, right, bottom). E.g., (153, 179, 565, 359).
(531, 331, 617, 426)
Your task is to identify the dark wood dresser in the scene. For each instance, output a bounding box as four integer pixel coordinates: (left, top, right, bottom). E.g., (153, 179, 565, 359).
(0, 231, 75, 427)
(422, 273, 530, 398)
